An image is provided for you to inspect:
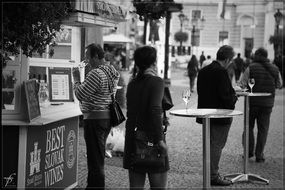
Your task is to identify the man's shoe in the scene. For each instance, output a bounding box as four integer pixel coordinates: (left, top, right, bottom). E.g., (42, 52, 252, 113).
(211, 175, 232, 186)
(256, 157, 265, 163)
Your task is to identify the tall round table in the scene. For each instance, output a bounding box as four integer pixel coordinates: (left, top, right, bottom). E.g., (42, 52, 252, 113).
(224, 92, 271, 184)
(170, 108, 243, 189)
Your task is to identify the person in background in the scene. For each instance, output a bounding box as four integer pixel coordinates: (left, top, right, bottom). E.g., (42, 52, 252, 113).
(105, 48, 126, 108)
(196, 45, 237, 186)
(233, 53, 245, 82)
(187, 55, 199, 93)
(239, 47, 282, 163)
(201, 55, 212, 69)
(123, 46, 169, 189)
(114, 48, 122, 70)
(199, 51, 206, 68)
(73, 43, 120, 189)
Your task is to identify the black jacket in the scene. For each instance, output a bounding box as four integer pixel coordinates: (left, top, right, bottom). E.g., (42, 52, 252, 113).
(123, 74, 169, 173)
(196, 61, 237, 125)
(249, 57, 280, 107)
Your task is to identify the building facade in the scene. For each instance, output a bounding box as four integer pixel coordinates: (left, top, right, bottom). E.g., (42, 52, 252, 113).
(171, 0, 284, 60)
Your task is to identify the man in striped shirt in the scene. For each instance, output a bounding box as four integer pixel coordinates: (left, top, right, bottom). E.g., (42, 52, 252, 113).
(73, 43, 120, 189)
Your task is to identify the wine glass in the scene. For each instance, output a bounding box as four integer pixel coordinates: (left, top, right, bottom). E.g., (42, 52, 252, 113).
(182, 89, 191, 112)
(248, 78, 255, 94)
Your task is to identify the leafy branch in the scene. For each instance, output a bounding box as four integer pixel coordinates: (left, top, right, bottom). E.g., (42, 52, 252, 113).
(1, 2, 72, 57)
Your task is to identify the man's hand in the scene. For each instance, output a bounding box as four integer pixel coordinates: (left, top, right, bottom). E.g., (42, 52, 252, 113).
(72, 67, 81, 83)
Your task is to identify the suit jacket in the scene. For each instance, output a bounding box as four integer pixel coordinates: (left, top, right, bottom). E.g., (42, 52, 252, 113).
(196, 61, 237, 124)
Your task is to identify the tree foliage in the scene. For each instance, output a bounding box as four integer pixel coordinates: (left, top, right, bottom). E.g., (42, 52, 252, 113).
(133, 0, 176, 20)
(1, 1, 72, 57)
(174, 31, 188, 43)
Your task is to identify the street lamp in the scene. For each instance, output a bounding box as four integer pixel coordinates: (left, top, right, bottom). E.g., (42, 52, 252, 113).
(274, 9, 282, 34)
(178, 13, 187, 31)
(274, 9, 283, 59)
(177, 13, 189, 55)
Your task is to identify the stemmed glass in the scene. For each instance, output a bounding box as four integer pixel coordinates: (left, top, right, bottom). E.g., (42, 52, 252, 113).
(182, 89, 191, 112)
(248, 78, 255, 94)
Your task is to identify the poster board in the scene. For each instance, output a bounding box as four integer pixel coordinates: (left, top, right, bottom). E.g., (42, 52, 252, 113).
(48, 67, 73, 102)
(25, 117, 78, 188)
(24, 79, 41, 121)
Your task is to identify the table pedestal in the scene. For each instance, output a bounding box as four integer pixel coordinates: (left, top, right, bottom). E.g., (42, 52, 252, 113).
(224, 94, 269, 184)
(225, 173, 269, 184)
(170, 109, 243, 189)
(202, 118, 211, 188)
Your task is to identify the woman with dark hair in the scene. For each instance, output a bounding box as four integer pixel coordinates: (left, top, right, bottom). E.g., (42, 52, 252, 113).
(187, 54, 199, 92)
(123, 46, 169, 189)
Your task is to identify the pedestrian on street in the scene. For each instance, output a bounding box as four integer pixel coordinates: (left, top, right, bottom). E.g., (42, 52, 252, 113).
(239, 47, 282, 163)
(201, 55, 212, 69)
(233, 53, 245, 82)
(73, 43, 120, 189)
(199, 51, 206, 68)
(123, 46, 169, 189)
(196, 45, 237, 186)
(187, 55, 199, 92)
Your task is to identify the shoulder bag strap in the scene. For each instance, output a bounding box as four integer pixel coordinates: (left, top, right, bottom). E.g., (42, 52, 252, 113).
(99, 66, 115, 101)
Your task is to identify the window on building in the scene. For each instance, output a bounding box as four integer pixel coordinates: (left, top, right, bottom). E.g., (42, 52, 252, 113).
(192, 10, 201, 20)
(219, 31, 229, 46)
(31, 26, 72, 60)
(190, 10, 202, 47)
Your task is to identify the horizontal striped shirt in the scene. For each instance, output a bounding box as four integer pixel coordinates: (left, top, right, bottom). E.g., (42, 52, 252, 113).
(74, 64, 120, 112)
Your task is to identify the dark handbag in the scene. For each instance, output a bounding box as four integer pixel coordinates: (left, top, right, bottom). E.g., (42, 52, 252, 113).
(131, 77, 166, 167)
(132, 130, 166, 167)
(110, 94, 125, 127)
(100, 67, 126, 127)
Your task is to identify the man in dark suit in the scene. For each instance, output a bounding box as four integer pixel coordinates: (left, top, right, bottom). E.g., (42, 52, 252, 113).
(197, 45, 237, 186)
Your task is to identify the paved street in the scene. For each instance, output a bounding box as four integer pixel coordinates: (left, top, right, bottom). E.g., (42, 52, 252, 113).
(76, 68, 284, 189)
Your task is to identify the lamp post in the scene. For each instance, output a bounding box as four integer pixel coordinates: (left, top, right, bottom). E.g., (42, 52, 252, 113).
(178, 13, 188, 55)
(178, 13, 186, 31)
(274, 9, 282, 34)
(274, 9, 283, 59)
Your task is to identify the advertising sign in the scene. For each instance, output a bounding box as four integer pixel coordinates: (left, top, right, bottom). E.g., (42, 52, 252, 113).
(48, 67, 73, 102)
(25, 117, 78, 188)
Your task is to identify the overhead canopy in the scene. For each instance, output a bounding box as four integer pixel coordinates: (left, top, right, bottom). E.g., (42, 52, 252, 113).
(63, 0, 126, 27)
(103, 33, 132, 43)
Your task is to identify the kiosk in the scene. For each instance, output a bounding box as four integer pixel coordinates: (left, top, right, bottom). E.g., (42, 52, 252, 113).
(2, 1, 127, 188)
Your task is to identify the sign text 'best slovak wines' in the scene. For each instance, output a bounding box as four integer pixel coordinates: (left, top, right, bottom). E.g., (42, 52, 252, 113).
(26, 118, 78, 188)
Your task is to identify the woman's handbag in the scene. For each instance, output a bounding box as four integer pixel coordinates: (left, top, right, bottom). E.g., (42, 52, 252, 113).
(110, 93, 125, 127)
(132, 130, 166, 167)
(100, 67, 125, 127)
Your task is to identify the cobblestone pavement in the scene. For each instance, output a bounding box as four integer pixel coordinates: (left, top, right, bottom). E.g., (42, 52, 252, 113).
(76, 68, 284, 189)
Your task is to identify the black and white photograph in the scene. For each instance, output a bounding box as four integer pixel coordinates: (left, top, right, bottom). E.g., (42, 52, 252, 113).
(1, 0, 284, 189)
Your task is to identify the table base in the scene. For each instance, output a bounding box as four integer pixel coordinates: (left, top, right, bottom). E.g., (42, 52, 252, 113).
(224, 173, 269, 184)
